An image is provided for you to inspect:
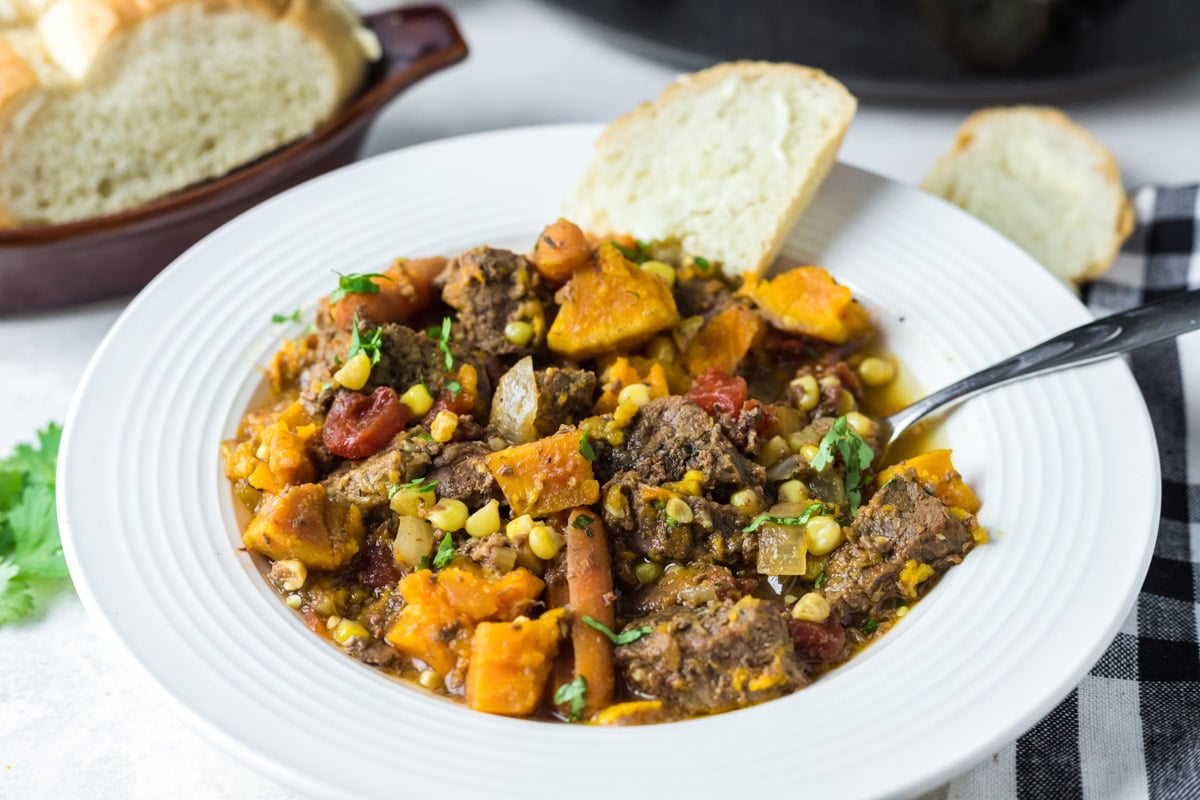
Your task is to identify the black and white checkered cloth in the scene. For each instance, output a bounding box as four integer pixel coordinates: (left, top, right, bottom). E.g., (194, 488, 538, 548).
(931, 185, 1200, 799)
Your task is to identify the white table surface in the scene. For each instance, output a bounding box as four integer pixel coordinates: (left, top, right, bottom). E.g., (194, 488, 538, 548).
(2, 1, 1198, 797)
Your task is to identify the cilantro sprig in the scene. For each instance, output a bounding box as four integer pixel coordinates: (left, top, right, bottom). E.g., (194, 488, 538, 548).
(427, 317, 454, 372)
(432, 532, 456, 569)
(329, 272, 390, 305)
(578, 431, 596, 462)
(811, 415, 876, 516)
(554, 675, 588, 722)
(398, 476, 438, 495)
(610, 240, 648, 264)
(347, 314, 384, 366)
(582, 615, 652, 646)
(0, 423, 69, 625)
(742, 501, 835, 533)
(271, 309, 301, 324)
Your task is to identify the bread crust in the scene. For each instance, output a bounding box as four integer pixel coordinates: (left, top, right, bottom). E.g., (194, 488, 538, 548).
(924, 105, 1132, 284)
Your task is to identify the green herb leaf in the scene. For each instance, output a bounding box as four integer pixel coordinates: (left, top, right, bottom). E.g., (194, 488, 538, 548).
(445, 381, 462, 395)
(810, 416, 876, 516)
(572, 514, 594, 530)
(610, 240, 646, 264)
(693, 256, 711, 269)
(400, 476, 439, 495)
(329, 272, 390, 305)
(582, 615, 652, 646)
(347, 313, 385, 366)
(861, 619, 879, 633)
(321, 382, 334, 393)
(579, 431, 596, 462)
(432, 532, 456, 569)
(426, 317, 454, 372)
(271, 309, 301, 324)
(418, 556, 432, 571)
(814, 570, 826, 590)
(554, 675, 588, 722)
(742, 501, 835, 533)
(0, 559, 33, 625)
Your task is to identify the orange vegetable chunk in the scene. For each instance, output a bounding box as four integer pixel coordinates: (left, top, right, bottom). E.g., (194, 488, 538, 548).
(877, 449, 981, 513)
(242, 483, 363, 570)
(562, 509, 616, 717)
(740, 266, 871, 345)
(484, 431, 601, 517)
(683, 303, 763, 376)
(467, 608, 565, 716)
(594, 357, 670, 414)
(547, 243, 678, 359)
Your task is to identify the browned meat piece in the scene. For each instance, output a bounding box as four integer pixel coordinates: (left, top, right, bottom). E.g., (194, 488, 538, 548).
(674, 276, 734, 320)
(490, 358, 596, 445)
(788, 616, 849, 663)
(366, 323, 455, 396)
(321, 431, 441, 514)
(787, 361, 864, 418)
(428, 441, 499, 508)
(601, 472, 757, 572)
(821, 475, 976, 621)
(343, 637, 402, 669)
(616, 597, 808, 717)
(533, 366, 596, 433)
(597, 396, 764, 498)
(441, 247, 554, 356)
(456, 532, 516, 575)
(622, 562, 757, 617)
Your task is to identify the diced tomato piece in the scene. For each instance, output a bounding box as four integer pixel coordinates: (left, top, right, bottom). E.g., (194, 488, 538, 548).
(688, 368, 748, 417)
(323, 386, 408, 459)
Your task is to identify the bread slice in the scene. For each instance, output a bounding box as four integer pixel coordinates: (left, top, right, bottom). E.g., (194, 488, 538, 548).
(565, 62, 856, 280)
(922, 106, 1134, 286)
(0, 0, 378, 227)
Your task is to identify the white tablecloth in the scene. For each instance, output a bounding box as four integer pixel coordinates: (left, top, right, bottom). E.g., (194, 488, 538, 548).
(3, 1, 1199, 796)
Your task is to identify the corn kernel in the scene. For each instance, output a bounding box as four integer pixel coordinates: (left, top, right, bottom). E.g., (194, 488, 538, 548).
(730, 488, 764, 516)
(777, 479, 808, 504)
(528, 524, 563, 560)
(836, 391, 856, 415)
(664, 469, 704, 497)
(800, 443, 821, 466)
(618, 382, 651, 408)
(805, 515, 844, 556)
(791, 592, 831, 622)
(792, 374, 820, 412)
(272, 559, 307, 592)
(332, 619, 370, 645)
(418, 668, 443, 691)
(634, 560, 663, 584)
(845, 411, 876, 438)
(504, 320, 534, 347)
(640, 260, 676, 287)
(430, 410, 459, 443)
(332, 351, 371, 391)
(285, 594, 302, 609)
(646, 335, 677, 363)
(393, 515, 436, 567)
(424, 498, 469, 532)
(390, 487, 434, 516)
(506, 514, 534, 541)
(665, 497, 693, 524)
(400, 383, 434, 416)
(760, 435, 789, 468)
(857, 356, 896, 387)
(326, 615, 341, 629)
(465, 499, 501, 539)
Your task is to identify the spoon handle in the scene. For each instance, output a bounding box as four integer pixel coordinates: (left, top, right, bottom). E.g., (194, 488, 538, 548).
(886, 288, 1200, 441)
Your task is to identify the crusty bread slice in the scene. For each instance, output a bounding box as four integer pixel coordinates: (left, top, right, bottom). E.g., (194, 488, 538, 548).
(922, 106, 1134, 286)
(0, 0, 377, 227)
(565, 62, 856, 280)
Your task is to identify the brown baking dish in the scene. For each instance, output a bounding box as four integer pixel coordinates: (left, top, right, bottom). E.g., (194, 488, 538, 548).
(0, 4, 467, 313)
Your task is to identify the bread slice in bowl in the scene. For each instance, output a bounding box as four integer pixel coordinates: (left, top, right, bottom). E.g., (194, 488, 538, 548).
(0, 0, 378, 227)
(922, 106, 1134, 286)
(565, 61, 856, 281)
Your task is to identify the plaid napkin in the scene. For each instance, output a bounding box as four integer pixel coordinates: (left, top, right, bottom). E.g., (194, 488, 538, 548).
(931, 185, 1200, 799)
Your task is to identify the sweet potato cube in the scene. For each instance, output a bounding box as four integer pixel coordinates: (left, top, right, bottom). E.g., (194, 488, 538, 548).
(484, 431, 600, 517)
(547, 243, 678, 359)
(594, 357, 670, 414)
(242, 483, 363, 570)
(878, 449, 981, 513)
(466, 609, 565, 716)
(683, 303, 763, 376)
(740, 266, 871, 345)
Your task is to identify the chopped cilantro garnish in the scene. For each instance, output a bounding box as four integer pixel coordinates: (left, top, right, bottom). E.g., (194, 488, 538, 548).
(814, 570, 826, 590)
(400, 476, 438, 494)
(271, 309, 301, 324)
(742, 501, 835, 533)
(320, 382, 334, 393)
(347, 313, 384, 366)
(432, 532, 456, 569)
(579, 431, 596, 462)
(582, 615, 652, 646)
(573, 514, 594, 537)
(811, 416, 876, 516)
(626, 289, 641, 299)
(861, 619, 879, 633)
(611, 240, 647, 264)
(693, 256, 711, 269)
(554, 675, 588, 722)
(0, 423, 69, 626)
(427, 317, 454, 372)
(445, 381, 462, 395)
(330, 272, 390, 305)
(418, 556, 432, 571)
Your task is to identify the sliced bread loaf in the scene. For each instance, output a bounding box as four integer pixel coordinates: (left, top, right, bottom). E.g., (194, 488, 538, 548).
(0, 0, 378, 227)
(922, 106, 1134, 286)
(565, 61, 856, 281)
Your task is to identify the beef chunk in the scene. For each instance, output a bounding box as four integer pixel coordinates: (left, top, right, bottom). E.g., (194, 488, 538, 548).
(598, 396, 763, 497)
(366, 323, 452, 395)
(601, 472, 757, 573)
(616, 597, 807, 717)
(821, 474, 976, 620)
(674, 276, 734, 320)
(622, 562, 757, 617)
(441, 247, 554, 356)
(533, 366, 596, 432)
(788, 616, 849, 663)
(322, 431, 441, 514)
(490, 358, 596, 444)
(427, 441, 499, 508)
(343, 637, 402, 669)
(457, 532, 516, 575)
